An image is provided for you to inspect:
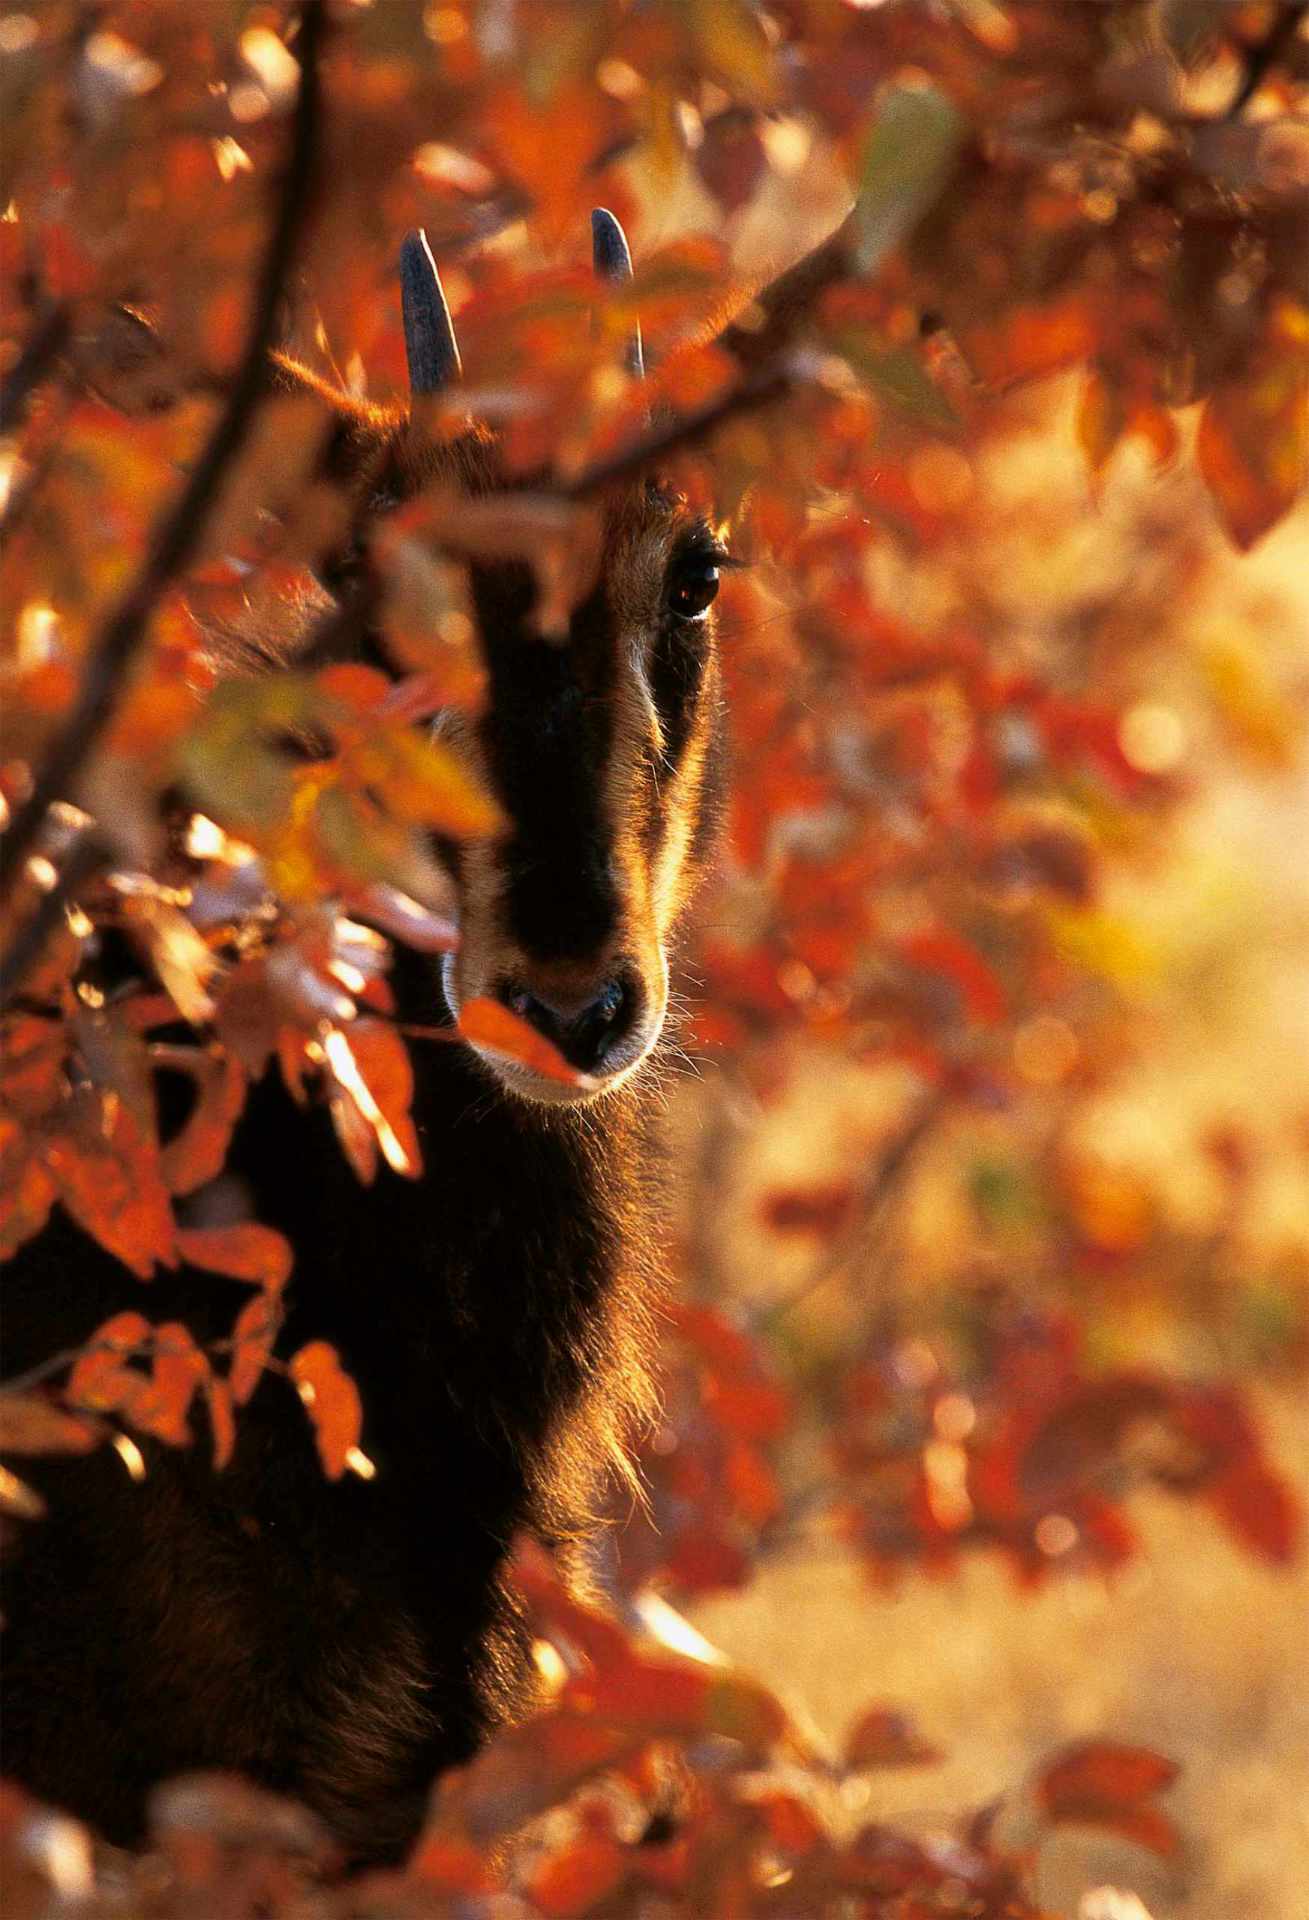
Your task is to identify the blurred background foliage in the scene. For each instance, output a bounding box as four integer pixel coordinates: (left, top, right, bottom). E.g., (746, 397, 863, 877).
(1, 2, 1307, 1915)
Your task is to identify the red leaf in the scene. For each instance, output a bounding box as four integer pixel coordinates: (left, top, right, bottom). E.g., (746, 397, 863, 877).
(1039, 1740, 1179, 1821)
(178, 1224, 294, 1292)
(1205, 1455, 1301, 1565)
(845, 1706, 943, 1769)
(761, 1181, 855, 1236)
(229, 1293, 281, 1406)
(1017, 1375, 1172, 1507)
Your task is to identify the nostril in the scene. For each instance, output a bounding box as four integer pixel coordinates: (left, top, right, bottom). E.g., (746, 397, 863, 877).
(590, 979, 625, 1027)
(499, 974, 638, 1076)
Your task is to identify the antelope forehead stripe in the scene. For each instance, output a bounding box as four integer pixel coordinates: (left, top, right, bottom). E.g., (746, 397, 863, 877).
(471, 562, 621, 964)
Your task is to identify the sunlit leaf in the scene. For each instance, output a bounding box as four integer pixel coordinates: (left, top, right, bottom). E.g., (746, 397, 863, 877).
(289, 1340, 363, 1479)
(457, 997, 591, 1089)
(0, 1394, 99, 1455)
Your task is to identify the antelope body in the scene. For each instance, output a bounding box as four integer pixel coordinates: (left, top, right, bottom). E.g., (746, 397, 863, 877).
(1, 215, 732, 1864)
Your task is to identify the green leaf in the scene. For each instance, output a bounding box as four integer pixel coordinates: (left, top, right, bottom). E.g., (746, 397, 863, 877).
(853, 82, 964, 275)
(836, 339, 958, 427)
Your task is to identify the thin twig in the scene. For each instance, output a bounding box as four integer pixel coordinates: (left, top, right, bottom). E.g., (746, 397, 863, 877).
(0, 0, 327, 924)
(0, 827, 111, 1009)
(756, 1084, 948, 1332)
(1227, 2, 1306, 118)
(558, 210, 857, 498)
(0, 302, 72, 435)
(562, 362, 792, 499)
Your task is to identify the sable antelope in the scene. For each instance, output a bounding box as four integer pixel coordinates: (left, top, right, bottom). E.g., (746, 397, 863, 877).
(0, 211, 736, 1866)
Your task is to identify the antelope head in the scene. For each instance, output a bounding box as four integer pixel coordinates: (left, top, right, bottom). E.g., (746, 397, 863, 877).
(402, 214, 730, 1105)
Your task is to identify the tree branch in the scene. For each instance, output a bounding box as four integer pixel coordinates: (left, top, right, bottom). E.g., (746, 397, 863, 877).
(555, 209, 860, 499)
(756, 1085, 948, 1333)
(1227, 2, 1306, 118)
(715, 215, 855, 373)
(0, 302, 72, 436)
(0, 0, 327, 928)
(562, 361, 794, 500)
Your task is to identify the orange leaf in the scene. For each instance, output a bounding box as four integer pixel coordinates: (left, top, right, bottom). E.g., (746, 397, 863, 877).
(529, 1831, 626, 1917)
(970, 296, 1100, 386)
(0, 1151, 57, 1262)
(136, 1322, 209, 1447)
(326, 1019, 423, 1178)
(409, 1832, 494, 1896)
(159, 1055, 247, 1196)
(178, 1223, 294, 1292)
(724, 1439, 781, 1528)
(457, 997, 589, 1088)
(44, 1094, 176, 1279)
(318, 662, 393, 713)
(579, 1655, 787, 1751)
(484, 80, 603, 239)
(66, 1311, 152, 1416)
(1197, 351, 1309, 548)
(0, 1014, 67, 1120)
(229, 1293, 281, 1406)
(1076, 368, 1126, 476)
(0, 1393, 99, 1455)
(289, 1340, 363, 1479)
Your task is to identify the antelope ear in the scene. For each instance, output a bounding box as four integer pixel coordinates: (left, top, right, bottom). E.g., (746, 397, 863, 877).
(591, 207, 643, 378)
(400, 228, 462, 394)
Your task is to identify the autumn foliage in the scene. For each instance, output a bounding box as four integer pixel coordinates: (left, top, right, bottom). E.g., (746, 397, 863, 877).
(2, 1, 1308, 1914)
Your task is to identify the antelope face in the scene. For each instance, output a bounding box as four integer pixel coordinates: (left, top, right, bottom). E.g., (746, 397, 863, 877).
(396, 214, 729, 1102)
(439, 491, 729, 1103)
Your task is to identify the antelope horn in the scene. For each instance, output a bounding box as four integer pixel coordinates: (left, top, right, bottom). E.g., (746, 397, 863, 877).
(591, 207, 644, 377)
(400, 228, 462, 394)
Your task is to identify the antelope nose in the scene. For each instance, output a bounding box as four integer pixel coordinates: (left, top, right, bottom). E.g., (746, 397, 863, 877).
(504, 973, 637, 1076)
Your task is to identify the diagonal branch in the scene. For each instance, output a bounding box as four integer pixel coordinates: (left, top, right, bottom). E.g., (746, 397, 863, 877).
(755, 1084, 948, 1334)
(1226, 1, 1307, 119)
(562, 360, 794, 500)
(0, 302, 72, 436)
(0, 0, 327, 927)
(557, 215, 859, 500)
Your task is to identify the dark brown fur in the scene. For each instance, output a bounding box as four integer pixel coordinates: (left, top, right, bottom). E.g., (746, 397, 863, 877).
(1, 361, 729, 1864)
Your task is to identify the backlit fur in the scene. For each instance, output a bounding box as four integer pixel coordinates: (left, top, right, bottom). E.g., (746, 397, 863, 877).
(1, 350, 729, 1864)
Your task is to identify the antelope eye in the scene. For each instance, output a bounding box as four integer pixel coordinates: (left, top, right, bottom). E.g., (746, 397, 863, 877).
(667, 557, 720, 620)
